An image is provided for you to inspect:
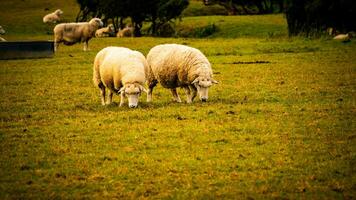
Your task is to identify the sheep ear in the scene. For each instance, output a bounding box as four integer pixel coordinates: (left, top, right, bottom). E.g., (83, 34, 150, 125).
(191, 78, 199, 85)
(118, 86, 125, 94)
(139, 85, 148, 93)
(212, 79, 219, 84)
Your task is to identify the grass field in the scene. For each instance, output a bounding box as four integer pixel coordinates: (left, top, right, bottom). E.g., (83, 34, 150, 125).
(1, 0, 356, 199)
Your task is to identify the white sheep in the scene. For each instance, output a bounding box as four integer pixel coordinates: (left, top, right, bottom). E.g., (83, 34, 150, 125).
(43, 9, 63, 24)
(95, 24, 115, 37)
(53, 18, 103, 51)
(146, 44, 218, 103)
(117, 26, 134, 37)
(93, 47, 148, 108)
(333, 33, 351, 42)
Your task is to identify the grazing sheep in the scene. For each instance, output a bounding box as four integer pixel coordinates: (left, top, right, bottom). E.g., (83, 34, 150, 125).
(93, 47, 148, 108)
(53, 18, 103, 51)
(95, 24, 115, 37)
(43, 9, 63, 24)
(146, 44, 218, 103)
(117, 26, 134, 37)
(333, 33, 351, 42)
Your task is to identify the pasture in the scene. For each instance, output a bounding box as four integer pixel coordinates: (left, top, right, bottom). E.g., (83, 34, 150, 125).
(0, 0, 355, 199)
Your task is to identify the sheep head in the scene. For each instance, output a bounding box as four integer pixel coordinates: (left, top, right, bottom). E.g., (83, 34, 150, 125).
(89, 18, 104, 28)
(119, 83, 147, 108)
(191, 76, 218, 102)
(55, 9, 63, 16)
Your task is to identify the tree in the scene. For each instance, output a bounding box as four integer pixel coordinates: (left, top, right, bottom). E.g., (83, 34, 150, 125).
(76, 0, 101, 22)
(286, 0, 356, 36)
(76, 0, 188, 37)
(202, 0, 285, 15)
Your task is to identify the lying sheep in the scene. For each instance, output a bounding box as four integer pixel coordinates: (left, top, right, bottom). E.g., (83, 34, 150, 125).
(333, 33, 351, 42)
(43, 9, 63, 23)
(95, 24, 115, 37)
(93, 47, 148, 108)
(53, 18, 103, 51)
(117, 26, 134, 37)
(146, 44, 218, 103)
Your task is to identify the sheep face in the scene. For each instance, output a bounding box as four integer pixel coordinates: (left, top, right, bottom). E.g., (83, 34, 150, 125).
(119, 83, 147, 108)
(90, 18, 104, 28)
(192, 77, 218, 102)
(55, 9, 63, 16)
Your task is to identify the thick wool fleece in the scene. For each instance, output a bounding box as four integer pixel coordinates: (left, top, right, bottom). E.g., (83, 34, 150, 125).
(146, 43, 213, 88)
(93, 47, 147, 92)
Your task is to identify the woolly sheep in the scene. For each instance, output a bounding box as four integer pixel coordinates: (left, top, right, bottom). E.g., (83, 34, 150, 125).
(333, 33, 351, 42)
(146, 44, 218, 103)
(43, 9, 63, 23)
(53, 18, 103, 51)
(117, 26, 134, 37)
(93, 47, 148, 108)
(95, 24, 115, 37)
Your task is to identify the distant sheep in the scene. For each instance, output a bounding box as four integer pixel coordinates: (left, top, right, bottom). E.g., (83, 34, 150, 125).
(93, 47, 148, 108)
(333, 33, 351, 42)
(95, 24, 115, 37)
(43, 9, 63, 24)
(53, 18, 103, 51)
(146, 44, 218, 103)
(117, 26, 134, 37)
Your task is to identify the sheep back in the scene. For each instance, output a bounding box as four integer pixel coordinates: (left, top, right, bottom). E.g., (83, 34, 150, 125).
(146, 44, 212, 88)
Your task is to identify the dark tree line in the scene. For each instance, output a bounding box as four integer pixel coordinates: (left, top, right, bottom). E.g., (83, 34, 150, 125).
(286, 0, 356, 36)
(203, 0, 285, 15)
(76, 0, 189, 36)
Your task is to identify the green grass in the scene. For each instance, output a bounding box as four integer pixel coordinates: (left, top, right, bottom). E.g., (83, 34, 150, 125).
(1, 0, 356, 199)
(182, 0, 227, 16)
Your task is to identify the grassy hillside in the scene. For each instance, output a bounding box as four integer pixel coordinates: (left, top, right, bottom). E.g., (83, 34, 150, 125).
(0, 0, 287, 39)
(0, 0, 355, 199)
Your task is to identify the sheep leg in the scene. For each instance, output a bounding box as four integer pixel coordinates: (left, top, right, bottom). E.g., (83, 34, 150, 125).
(107, 90, 113, 105)
(54, 41, 59, 52)
(83, 41, 88, 51)
(170, 88, 182, 103)
(119, 92, 125, 107)
(147, 80, 157, 102)
(98, 83, 106, 106)
(189, 85, 197, 102)
(183, 86, 192, 103)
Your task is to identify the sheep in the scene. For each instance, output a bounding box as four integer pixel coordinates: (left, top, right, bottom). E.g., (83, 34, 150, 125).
(95, 24, 115, 37)
(93, 47, 148, 108)
(333, 33, 351, 42)
(146, 44, 218, 103)
(43, 9, 63, 24)
(53, 18, 103, 51)
(117, 26, 134, 37)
